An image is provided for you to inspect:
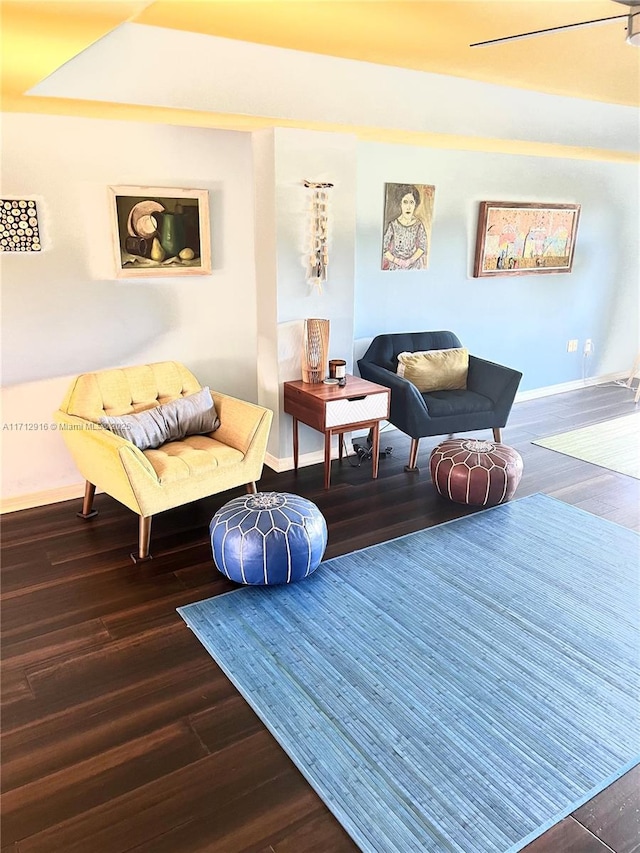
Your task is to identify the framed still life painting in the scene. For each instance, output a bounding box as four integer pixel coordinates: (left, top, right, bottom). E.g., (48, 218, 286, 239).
(473, 201, 580, 277)
(381, 183, 435, 270)
(109, 186, 211, 278)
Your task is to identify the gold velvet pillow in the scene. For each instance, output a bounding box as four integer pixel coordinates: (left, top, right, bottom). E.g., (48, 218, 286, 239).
(396, 347, 469, 392)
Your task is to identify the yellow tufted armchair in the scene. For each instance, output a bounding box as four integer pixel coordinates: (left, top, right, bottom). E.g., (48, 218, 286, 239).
(54, 361, 273, 562)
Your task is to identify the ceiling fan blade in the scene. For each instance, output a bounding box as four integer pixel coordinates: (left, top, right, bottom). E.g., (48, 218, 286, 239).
(470, 14, 627, 47)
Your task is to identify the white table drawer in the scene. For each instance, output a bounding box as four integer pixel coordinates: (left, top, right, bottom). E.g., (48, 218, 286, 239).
(325, 392, 388, 428)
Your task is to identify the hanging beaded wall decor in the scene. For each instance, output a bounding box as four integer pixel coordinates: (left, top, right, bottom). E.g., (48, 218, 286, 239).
(0, 199, 41, 252)
(304, 180, 333, 293)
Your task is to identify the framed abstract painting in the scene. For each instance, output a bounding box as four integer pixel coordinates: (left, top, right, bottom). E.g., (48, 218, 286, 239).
(109, 186, 211, 278)
(473, 201, 581, 277)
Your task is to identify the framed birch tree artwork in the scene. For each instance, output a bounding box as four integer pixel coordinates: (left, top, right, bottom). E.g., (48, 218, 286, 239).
(0, 199, 42, 252)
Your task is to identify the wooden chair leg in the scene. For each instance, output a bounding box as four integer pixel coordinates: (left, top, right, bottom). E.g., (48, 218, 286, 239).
(404, 438, 420, 472)
(246, 482, 257, 494)
(493, 427, 503, 443)
(626, 352, 640, 388)
(131, 515, 153, 564)
(76, 481, 98, 519)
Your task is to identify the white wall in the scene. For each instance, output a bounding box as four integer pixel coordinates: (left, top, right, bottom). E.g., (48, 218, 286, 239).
(272, 128, 357, 461)
(252, 129, 280, 458)
(1, 113, 258, 503)
(354, 144, 640, 391)
(252, 128, 358, 466)
(1, 112, 638, 508)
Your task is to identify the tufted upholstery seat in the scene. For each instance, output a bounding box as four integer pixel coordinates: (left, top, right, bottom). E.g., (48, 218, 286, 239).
(144, 436, 244, 484)
(54, 361, 273, 562)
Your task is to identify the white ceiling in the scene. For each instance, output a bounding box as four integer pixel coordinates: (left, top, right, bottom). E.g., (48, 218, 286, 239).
(29, 22, 639, 154)
(2, 0, 638, 158)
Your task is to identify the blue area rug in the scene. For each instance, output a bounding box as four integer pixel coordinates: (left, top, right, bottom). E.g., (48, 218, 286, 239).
(178, 494, 640, 853)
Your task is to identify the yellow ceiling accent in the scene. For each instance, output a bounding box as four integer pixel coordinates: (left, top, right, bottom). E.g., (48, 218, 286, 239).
(4, 0, 639, 107)
(2, 0, 638, 160)
(1, 2, 148, 105)
(136, 0, 640, 106)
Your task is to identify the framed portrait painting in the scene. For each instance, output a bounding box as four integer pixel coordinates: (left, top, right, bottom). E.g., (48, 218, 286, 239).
(473, 201, 580, 277)
(381, 183, 435, 270)
(109, 186, 211, 278)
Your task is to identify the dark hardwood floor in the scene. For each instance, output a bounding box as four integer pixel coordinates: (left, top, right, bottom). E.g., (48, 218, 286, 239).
(1, 382, 639, 853)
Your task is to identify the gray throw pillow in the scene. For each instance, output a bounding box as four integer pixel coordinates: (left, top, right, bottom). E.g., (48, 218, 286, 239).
(99, 386, 220, 451)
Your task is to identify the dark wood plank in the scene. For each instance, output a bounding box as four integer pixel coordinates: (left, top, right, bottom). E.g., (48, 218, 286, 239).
(0, 564, 187, 644)
(3, 622, 215, 731)
(15, 733, 318, 853)
(121, 765, 325, 853)
(188, 696, 265, 753)
(1, 652, 234, 794)
(1, 721, 208, 846)
(521, 816, 616, 852)
(573, 766, 640, 853)
(1, 383, 638, 852)
(0, 667, 34, 704)
(266, 811, 357, 853)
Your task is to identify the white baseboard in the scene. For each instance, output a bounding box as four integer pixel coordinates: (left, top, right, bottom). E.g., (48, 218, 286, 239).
(0, 482, 100, 514)
(266, 372, 633, 473)
(5, 371, 634, 512)
(514, 371, 629, 402)
(265, 447, 336, 474)
(264, 426, 377, 474)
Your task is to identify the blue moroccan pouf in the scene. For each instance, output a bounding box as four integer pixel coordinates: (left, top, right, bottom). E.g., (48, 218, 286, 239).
(210, 492, 328, 585)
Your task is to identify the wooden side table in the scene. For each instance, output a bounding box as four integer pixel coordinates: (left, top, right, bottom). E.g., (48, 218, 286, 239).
(283, 375, 391, 489)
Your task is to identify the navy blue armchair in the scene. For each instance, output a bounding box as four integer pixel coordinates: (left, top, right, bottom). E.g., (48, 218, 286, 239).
(358, 331, 522, 470)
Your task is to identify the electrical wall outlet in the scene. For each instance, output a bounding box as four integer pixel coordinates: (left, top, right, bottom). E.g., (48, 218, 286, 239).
(584, 339, 594, 354)
(567, 339, 578, 353)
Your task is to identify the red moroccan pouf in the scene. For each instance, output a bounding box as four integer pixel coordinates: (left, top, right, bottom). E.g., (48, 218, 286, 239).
(429, 438, 523, 506)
